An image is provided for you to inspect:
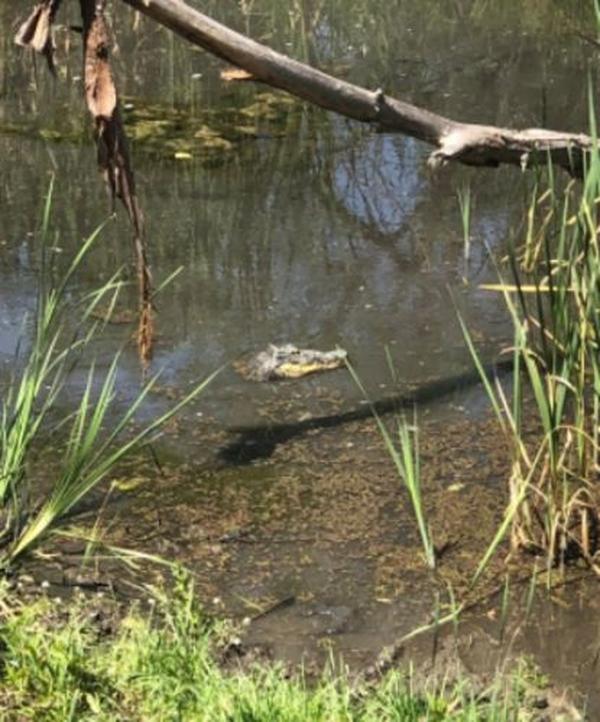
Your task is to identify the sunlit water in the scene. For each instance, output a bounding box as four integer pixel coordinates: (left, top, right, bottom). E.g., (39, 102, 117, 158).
(1, 0, 599, 709)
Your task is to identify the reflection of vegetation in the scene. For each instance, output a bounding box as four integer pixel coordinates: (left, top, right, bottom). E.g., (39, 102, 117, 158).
(0, 186, 213, 566)
(2, 0, 594, 145)
(0, 570, 561, 721)
(0, 91, 302, 162)
(0, 120, 85, 145)
(125, 90, 300, 160)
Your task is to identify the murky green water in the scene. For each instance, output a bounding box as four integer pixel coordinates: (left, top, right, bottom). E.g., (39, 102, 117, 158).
(2, 0, 599, 710)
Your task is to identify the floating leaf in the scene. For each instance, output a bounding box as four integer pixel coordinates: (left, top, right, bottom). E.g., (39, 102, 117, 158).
(220, 66, 255, 82)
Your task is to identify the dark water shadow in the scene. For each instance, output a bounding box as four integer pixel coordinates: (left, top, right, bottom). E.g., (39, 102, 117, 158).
(218, 358, 512, 465)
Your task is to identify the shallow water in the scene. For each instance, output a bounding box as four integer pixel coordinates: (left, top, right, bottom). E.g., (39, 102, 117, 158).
(1, 0, 599, 710)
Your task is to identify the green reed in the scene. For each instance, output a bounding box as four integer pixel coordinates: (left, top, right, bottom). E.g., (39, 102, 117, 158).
(0, 183, 215, 566)
(348, 363, 436, 570)
(463, 120, 600, 578)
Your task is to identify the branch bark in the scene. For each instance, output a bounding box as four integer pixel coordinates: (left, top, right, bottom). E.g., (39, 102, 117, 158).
(121, 0, 591, 178)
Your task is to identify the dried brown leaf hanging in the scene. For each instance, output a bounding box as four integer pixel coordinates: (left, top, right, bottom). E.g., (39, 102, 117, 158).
(81, 0, 154, 367)
(15, 0, 155, 368)
(15, 0, 63, 72)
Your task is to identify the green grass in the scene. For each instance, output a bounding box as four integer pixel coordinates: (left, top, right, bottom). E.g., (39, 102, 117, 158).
(0, 181, 215, 568)
(0, 573, 553, 722)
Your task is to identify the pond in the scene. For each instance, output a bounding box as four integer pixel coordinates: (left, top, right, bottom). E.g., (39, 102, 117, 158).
(1, 0, 599, 711)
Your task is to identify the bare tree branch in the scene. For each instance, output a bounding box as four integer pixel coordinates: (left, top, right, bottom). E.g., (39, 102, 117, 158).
(121, 0, 591, 178)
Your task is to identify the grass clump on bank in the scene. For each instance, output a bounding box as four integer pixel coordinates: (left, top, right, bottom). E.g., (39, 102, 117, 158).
(0, 573, 553, 722)
(463, 141, 600, 577)
(0, 182, 213, 569)
(349, 362, 436, 571)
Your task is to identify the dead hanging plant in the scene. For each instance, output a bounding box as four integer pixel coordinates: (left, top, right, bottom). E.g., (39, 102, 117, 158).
(80, 0, 154, 367)
(15, 0, 64, 72)
(15, 0, 155, 368)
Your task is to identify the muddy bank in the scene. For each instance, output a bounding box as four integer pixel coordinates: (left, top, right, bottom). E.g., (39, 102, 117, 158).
(0, 575, 585, 721)
(7, 371, 597, 716)
(15, 386, 520, 659)
(10, 394, 598, 719)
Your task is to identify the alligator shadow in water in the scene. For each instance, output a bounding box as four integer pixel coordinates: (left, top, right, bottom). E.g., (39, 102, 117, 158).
(218, 359, 512, 465)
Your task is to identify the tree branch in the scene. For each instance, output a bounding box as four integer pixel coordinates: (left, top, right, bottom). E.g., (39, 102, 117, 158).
(121, 0, 591, 178)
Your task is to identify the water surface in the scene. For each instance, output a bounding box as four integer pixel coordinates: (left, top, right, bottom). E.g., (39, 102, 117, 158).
(1, 0, 598, 709)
